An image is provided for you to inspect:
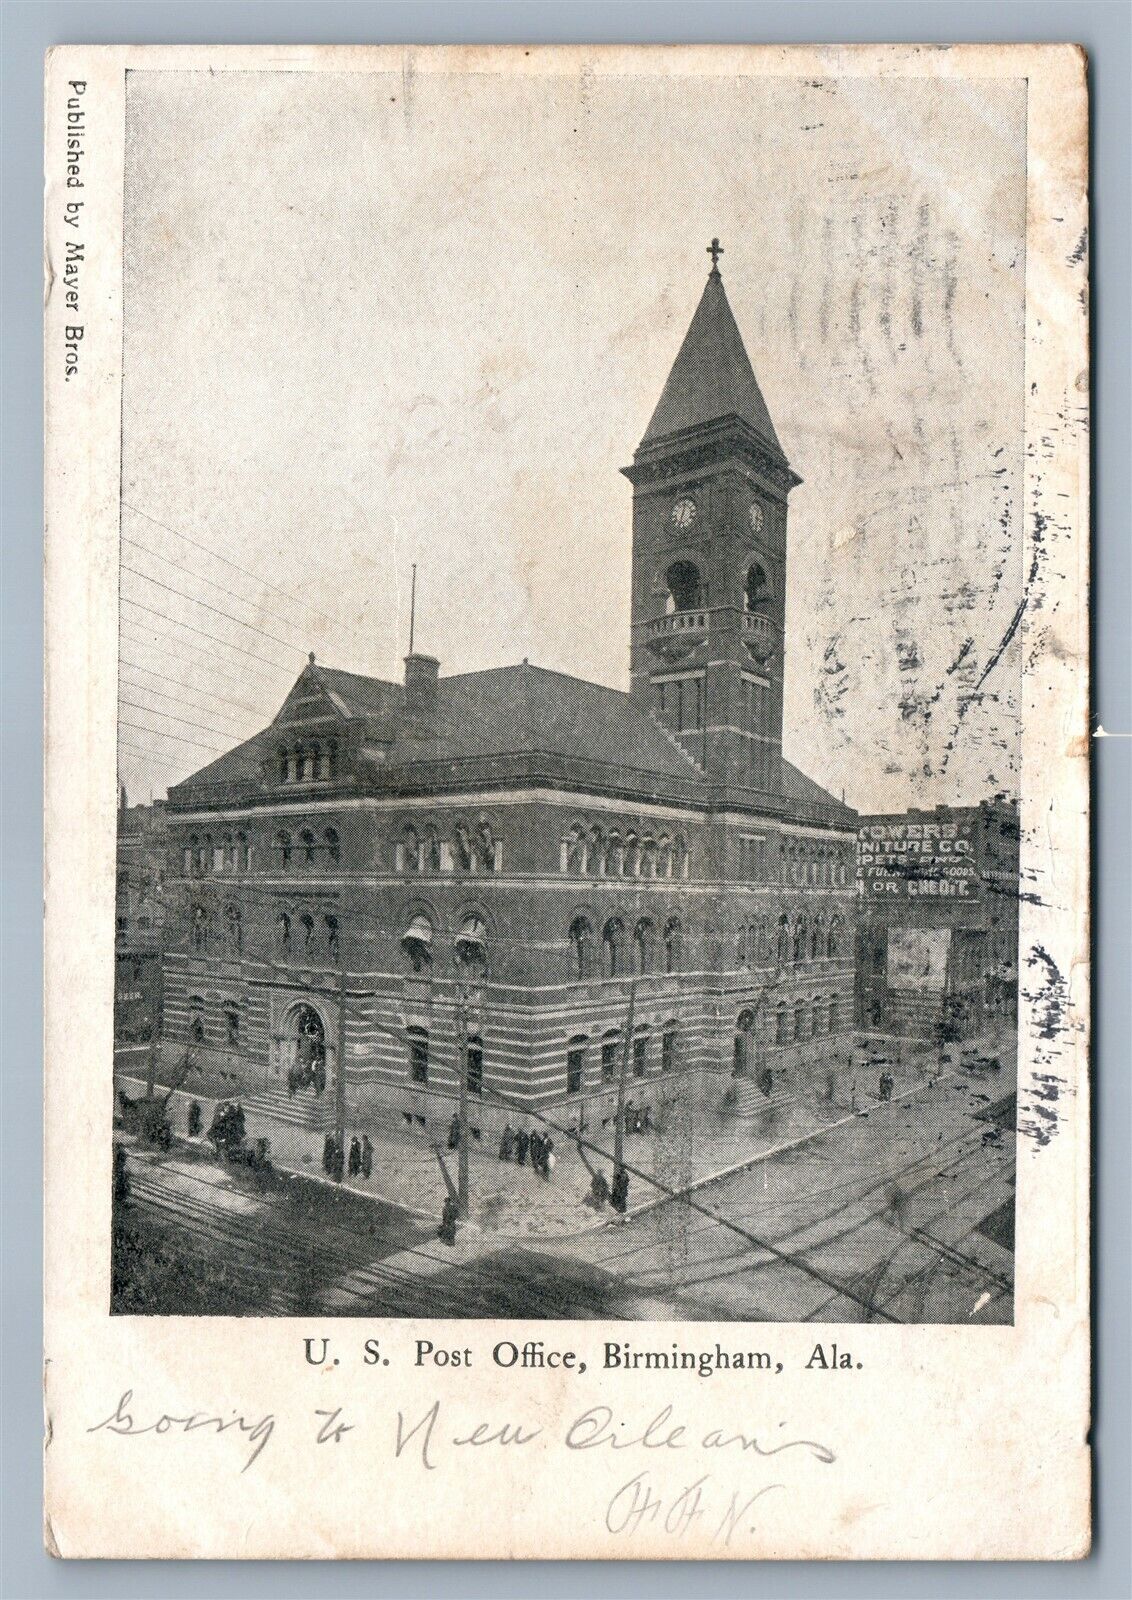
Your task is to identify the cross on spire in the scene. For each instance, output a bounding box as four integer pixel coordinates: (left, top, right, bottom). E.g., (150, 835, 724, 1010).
(707, 237, 724, 273)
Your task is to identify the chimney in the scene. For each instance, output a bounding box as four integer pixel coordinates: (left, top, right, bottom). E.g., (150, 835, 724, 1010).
(403, 653, 439, 733)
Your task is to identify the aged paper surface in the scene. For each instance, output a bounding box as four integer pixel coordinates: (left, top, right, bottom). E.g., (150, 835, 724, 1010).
(44, 44, 1089, 1559)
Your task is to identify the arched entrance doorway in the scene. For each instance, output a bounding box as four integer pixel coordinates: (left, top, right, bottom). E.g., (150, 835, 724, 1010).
(281, 1002, 328, 1095)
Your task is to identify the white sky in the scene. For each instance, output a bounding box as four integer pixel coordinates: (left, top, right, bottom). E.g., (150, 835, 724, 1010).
(118, 64, 1027, 814)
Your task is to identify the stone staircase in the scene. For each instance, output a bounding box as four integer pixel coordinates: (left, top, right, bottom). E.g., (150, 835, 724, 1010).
(240, 1086, 337, 1132)
(721, 1076, 797, 1121)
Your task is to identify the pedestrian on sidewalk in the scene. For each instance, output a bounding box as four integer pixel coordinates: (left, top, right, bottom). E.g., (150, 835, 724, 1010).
(516, 1128, 530, 1166)
(322, 1133, 335, 1175)
(499, 1123, 514, 1161)
(360, 1133, 373, 1179)
(438, 1195, 458, 1246)
(590, 1170, 609, 1209)
(348, 1136, 362, 1178)
(530, 1130, 544, 1174)
(543, 1136, 555, 1180)
(447, 1112, 461, 1151)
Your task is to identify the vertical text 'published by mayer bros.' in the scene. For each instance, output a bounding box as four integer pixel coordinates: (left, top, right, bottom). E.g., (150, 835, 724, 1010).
(60, 79, 88, 380)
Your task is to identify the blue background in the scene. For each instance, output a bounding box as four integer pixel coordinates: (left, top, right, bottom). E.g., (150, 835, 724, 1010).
(3, 3, 1128, 1596)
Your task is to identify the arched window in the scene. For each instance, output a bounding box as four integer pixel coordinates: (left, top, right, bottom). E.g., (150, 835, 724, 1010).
(794, 1000, 806, 1041)
(623, 832, 640, 878)
(734, 1008, 756, 1076)
(478, 819, 497, 873)
(566, 1035, 586, 1095)
(315, 742, 331, 780)
(455, 914, 488, 977)
(324, 828, 340, 865)
(199, 834, 212, 874)
(641, 837, 657, 879)
(606, 831, 624, 877)
(185, 835, 197, 875)
(663, 917, 682, 974)
(276, 912, 291, 957)
(325, 915, 340, 961)
(236, 831, 250, 871)
(453, 822, 477, 872)
(587, 824, 604, 876)
(775, 1003, 788, 1045)
(275, 830, 292, 869)
(633, 918, 655, 975)
(665, 559, 702, 612)
(407, 1026, 429, 1083)
(673, 835, 689, 880)
(602, 917, 625, 979)
(294, 743, 306, 783)
(187, 995, 205, 1045)
(632, 1027, 649, 1078)
(221, 832, 234, 870)
(812, 997, 824, 1036)
(777, 914, 790, 964)
(301, 829, 317, 865)
(422, 826, 441, 872)
(829, 995, 840, 1034)
(568, 916, 594, 981)
(811, 915, 824, 962)
(277, 747, 289, 783)
(401, 825, 419, 873)
(601, 1028, 621, 1081)
(223, 1001, 240, 1048)
(465, 1034, 484, 1096)
(223, 902, 241, 955)
(745, 561, 771, 611)
(827, 917, 842, 959)
(657, 835, 672, 879)
(401, 913, 433, 975)
(300, 912, 315, 953)
(190, 904, 208, 953)
(563, 824, 586, 874)
(793, 916, 807, 964)
(327, 740, 339, 779)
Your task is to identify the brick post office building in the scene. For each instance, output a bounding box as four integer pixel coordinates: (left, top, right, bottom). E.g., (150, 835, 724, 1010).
(855, 798, 1020, 1044)
(156, 255, 859, 1141)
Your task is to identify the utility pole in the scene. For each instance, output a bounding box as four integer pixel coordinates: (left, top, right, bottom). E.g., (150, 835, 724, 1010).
(334, 960, 348, 1180)
(456, 984, 470, 1217)
(613, 978, 637, 1176)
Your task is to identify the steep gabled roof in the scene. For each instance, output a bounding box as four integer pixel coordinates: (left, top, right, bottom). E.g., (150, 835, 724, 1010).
(641, 268, 783, 456)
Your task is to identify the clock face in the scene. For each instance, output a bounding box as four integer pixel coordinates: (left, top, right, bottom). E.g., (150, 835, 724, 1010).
(670, 496, 697, 530)
(747, 501, 765, 534)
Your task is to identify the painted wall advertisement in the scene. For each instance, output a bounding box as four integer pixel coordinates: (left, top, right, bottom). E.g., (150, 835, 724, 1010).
(887, 926, 952, 992)
(857, 818, 980, 899)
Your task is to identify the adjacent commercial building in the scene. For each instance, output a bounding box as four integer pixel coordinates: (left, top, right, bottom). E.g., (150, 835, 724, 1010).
(152, 254, 860, 1141)
(855, 797, 1020, 1043)
(114, 794, 169, 1047)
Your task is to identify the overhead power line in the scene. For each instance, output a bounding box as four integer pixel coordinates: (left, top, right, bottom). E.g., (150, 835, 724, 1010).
(121, 596, 295, 674)
(119, 659, 262, 721)
(119, 722, 226, 753)
(117, 698, 244, 745)
(118, 618, 285, 698)
(121, 500, 370, 650)
(121, 565, 302, 657)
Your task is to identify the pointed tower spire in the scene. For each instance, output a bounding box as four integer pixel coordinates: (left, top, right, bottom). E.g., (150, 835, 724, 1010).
(640, 244, 784, 459)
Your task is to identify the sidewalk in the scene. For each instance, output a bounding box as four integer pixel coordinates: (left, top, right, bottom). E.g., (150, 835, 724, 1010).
(120, 1026, 1013, 1244)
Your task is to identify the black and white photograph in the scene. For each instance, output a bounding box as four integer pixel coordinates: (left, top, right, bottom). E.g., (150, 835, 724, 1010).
(105, 62, 1030, 1325)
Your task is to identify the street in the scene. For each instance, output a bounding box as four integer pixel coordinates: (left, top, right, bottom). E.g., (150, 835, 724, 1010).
(113, 1063, 1013, 1322)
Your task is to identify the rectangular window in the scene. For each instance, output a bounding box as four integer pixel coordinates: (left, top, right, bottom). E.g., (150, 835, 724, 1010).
(662, 1030, 676, 1074)
(633, 1036, 648, 1077)
(224, 1008, 239, 1048)
(566, 1043, 584, 1095)
(601, 1037, 619, 1080)
(408, 1031, 429, 1084)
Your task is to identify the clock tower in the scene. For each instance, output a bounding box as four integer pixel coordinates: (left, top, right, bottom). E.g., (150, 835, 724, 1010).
(622, 243, 801, 794)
